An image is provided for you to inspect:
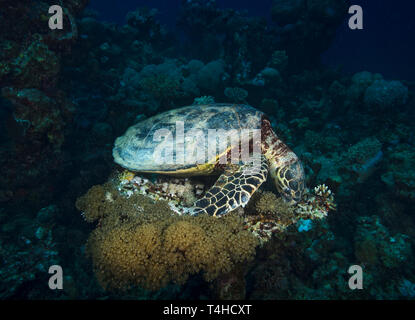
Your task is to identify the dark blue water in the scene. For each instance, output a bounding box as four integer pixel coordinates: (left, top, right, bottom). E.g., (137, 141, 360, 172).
(90, 0, 415, 80)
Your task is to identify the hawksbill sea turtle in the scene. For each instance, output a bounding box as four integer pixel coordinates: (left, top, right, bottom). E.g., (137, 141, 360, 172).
(113, 103, 305, 216)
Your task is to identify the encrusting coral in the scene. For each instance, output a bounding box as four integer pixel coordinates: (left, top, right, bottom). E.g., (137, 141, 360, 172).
(76, 181, 258, 292)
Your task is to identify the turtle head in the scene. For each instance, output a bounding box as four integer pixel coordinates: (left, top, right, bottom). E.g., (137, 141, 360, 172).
(261, 116, 305, 204)
(272, 159, 305, 204)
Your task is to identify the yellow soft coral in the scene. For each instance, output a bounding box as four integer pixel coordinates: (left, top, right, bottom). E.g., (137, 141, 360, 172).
(75, 184, 109, 222)
(254, 191, 295, 220)
(87, 222, 168, 290)
(78, 182, 259, 292)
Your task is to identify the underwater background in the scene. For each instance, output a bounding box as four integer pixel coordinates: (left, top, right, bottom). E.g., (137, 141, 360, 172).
(0, 0, 414, 299)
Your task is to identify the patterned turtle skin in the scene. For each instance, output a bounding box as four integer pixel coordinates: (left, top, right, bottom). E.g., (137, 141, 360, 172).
(113, 103, 305, 216)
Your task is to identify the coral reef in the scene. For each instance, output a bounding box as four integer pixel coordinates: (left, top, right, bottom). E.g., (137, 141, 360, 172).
(224, 87, 248, 103)
(137, 61, 183, 104)
(193, 96, 215, 105)
(0, 204, 84, 299)
(76, 181, 258, 292)
(113, 58, 227, 112)
(0, 0, 87, 209)
(364, 79, 408, 110)
(399, 279, 415, 298)
(268, 50, 288, 71)
(352, 215, 413, 298)
(345, 137, 384, 182)
(113, 170, 335, 245)
(1, 0, 414, 301)
(354, 215, 412, 269)
(74, 165, 336, 295)
(381, 144, 415, 201)
(271, 0, 350, 68)
(126, 7, 166, 43)
(116, 170, 205, 214)
(243, 191, 298, 245)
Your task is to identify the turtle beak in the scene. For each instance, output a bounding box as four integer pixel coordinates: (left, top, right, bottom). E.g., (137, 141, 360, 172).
(280, 186, 301, 205)
(275, 160, 305, 204)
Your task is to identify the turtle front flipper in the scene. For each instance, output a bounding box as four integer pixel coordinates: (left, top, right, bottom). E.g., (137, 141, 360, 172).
(193, 156, 268, 216)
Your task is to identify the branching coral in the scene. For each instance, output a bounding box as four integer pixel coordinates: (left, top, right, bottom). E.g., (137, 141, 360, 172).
(295, 184, 336, 219)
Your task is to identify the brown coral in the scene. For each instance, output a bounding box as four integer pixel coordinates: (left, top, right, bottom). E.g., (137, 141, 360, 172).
(254, 191, 295, 224)
(86, 222, 167, 290)
(76, 185, 107, 222)
(78, 182, 258, 292)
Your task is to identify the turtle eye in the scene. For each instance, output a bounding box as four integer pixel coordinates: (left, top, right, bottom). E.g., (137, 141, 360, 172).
(289, 180, 299, 192)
